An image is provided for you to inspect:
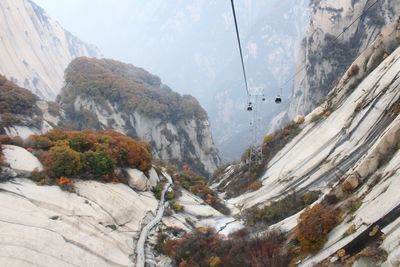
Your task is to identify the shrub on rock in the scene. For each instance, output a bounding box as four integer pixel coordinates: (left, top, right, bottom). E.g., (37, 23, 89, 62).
(164, 228, 289, 267)
(42, 143, 85, 178)
(296, 204, 339, 253)
(28, 129, 152, 188)
(85, 150, 114, 177)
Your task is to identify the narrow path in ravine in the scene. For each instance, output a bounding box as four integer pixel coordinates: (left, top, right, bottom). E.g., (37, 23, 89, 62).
(135, 170, 172, 267)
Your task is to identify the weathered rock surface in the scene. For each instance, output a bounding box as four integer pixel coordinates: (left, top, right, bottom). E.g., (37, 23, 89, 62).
(0, 0, 101, 100)
(215, 35, 400, 267)
(125, 168, 148, 192)
(286, 0, 400, 120)
(0, 179, 158, 267)
(59, 58, 220, 176)
(2, 145, 43, 175)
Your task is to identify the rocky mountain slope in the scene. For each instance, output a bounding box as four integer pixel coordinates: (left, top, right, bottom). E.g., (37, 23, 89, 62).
(0, 0, 101, 100)
(287, 0, 400, 119)
(0, 140, 237, 267)
(212, 18, 400, 266)
(58, 57, 220, 176)
(1, 1, 400, 266)
(0, 74, 60, 138)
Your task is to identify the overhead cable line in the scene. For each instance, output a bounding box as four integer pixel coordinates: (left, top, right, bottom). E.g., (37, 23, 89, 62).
(230, 0, 250, 98)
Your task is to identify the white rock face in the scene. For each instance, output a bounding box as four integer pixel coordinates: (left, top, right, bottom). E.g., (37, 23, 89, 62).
(300, 150, 400, 266)
(228, 45, 400, 213)
(213, 37, 400, 265)
(2, 145, 43, 175)
(286, 0, 400, 119)
(0, 0, 101, 100)
(126, 168, 148, 192)
(4, 125, 39, 139)
(147, 168, 160, 190)
(72, 97, 220, 175)
(162, 189, 243, 236)
(293, 115, 305, 124)
(0, 179, 158, 267)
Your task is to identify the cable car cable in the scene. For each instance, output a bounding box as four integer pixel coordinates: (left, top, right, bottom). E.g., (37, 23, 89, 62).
(230, 0, 250, 99)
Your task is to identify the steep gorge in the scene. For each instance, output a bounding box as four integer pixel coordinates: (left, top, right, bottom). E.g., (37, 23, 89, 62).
(58, 57, 220, 176)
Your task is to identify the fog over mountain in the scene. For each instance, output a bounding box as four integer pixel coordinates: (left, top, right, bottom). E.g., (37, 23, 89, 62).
(34, 0, 310, 161)
(2, 1, 400, 266)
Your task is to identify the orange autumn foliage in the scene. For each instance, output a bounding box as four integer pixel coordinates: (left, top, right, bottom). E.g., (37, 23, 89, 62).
(247, 181, 262, 191)
(164, 228, 289, 267)
(57, 176, 74, 186)
(163, 239, 181, 258)
(30, 129, 152, 175)
(296, 204, 339, 252)
(27, 129, 152, 189)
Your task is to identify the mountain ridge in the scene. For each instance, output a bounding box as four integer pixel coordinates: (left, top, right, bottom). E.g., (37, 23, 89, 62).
(58, 57, 220, 175)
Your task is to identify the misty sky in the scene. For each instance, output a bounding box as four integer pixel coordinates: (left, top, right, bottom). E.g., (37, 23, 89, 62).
(32, 0, 171, 69)
(32, 0, 309, 160)
(33, 0, 237, 95)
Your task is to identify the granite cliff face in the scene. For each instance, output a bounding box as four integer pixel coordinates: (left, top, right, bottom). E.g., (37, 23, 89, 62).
(58, 57, 220, 176)
(212, 15, 400, 267)
(0, 74, 62, 139)
(287, 0, 400, 119)
(0, 0, 101, 100)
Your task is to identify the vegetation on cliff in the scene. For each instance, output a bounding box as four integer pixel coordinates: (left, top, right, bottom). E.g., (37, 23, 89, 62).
(25, 129, 152, 190)
(60, 57, 207, 129)
(0, 75, 41, 128)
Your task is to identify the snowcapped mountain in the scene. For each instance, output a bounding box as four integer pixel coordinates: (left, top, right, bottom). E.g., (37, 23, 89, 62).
(0, 0, 101, 100)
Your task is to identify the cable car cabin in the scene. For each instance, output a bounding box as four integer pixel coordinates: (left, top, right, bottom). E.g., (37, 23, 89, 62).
(275, 95, 282, 104)
(262, 97, 266, 101)
(247, 102, 253, 111)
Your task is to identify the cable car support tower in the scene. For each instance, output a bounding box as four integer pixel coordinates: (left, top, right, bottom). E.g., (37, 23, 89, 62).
(248, 87, 264, 168)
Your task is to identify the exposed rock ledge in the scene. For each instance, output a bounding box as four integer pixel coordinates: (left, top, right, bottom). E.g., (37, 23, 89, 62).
(0, 179, 158, 266)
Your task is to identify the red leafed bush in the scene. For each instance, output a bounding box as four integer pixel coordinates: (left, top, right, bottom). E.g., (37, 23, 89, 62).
(57, 176, 74, 186)
(164, 228, 289, 267)
(0, 74, 39, 117)
(296, 204, 339, 253)
(57, 176, 74, 191)
(163, 239, 181, 258)
(0, 135, 24, 147)
(28, 129, 152, 187)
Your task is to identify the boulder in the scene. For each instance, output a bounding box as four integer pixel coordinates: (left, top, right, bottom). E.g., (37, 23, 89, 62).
(125, 168, 148, 191)
(305, 106, 324, 123)
(342, 173, 360, 193)
(293, 115, 305, 124)
(146, 167, 159, 190)
(2, 145, 43, 176)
